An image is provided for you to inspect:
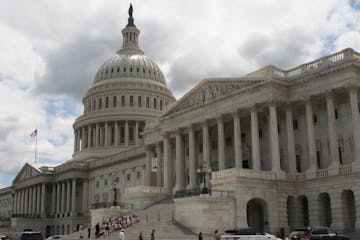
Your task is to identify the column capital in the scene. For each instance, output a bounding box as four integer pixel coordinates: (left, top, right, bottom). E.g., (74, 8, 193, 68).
(231, 110, 240, 118)
(201, 120, 209, 127)
(216, 115, 224, 123)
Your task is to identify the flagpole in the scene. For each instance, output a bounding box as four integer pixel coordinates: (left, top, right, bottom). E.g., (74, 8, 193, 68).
(35, 134, 37, 163)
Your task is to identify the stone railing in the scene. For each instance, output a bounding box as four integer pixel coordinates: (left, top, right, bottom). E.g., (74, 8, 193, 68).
(55, 161, 89, 173)
(91, 202, 134, 210)
(126, 185, 168, 195)
(212, 168, 277, 180)
(339, 164, 352, 175)
(316, 169, 329, 178)
(287, 48, 359, 78)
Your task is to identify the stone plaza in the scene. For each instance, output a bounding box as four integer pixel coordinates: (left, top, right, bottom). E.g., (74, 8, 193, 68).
(1, 6, 360, 239)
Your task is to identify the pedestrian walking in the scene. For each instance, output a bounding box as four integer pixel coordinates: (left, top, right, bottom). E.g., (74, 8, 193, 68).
(138, 232, 143, 240)
(198, 232, 203, 240)
(79, 224, 84, 239)
(213, 229, 220, 240)
(104, 223, 109, 237)
(95, 222, 100, 238)
(150, 229, 155, 240)
(119, 229, 125, 240)
(87, 223, 91, 238)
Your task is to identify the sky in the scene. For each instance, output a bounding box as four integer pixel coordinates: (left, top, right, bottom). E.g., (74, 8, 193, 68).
(1, 0, 360, 188)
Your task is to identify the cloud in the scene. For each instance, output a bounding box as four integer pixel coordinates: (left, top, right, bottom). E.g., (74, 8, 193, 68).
(0, 0, 360, 188)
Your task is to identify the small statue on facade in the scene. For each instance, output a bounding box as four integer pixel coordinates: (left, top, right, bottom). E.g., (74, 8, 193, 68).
(128, 3, 133, 17)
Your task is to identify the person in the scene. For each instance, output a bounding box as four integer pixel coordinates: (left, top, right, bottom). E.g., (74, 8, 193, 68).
(119, 229, 125, 240)
(87, 223, 91, 238)
(213, 229, 221, 240)
(104, 223, 109, 237)
(79, 224, 84, 239)
(95, 222, 100, 238)
(138, 232, 143, 240)
(198, 232, 203, 240)
(150, 229, 155, 240)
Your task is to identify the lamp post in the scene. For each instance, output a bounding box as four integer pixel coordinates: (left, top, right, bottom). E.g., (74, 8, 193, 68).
(197, 161, 211, 194)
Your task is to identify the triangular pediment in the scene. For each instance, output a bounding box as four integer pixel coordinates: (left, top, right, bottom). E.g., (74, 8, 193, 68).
(163, 78, 263, 116)
(13, 162, 42, 183)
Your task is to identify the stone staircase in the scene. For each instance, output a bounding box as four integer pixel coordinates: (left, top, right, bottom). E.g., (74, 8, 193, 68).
(134, 196, 175, 222)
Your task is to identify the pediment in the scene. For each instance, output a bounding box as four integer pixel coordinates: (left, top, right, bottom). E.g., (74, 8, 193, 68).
(13, 163, 42, 183)
(163, 78, 263, 116)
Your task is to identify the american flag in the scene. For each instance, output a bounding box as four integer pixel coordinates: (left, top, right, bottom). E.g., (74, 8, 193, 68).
(30, 129, 38, 138)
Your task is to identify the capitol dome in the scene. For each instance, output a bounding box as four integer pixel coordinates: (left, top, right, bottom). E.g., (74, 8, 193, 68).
(72, 6, 176, 161)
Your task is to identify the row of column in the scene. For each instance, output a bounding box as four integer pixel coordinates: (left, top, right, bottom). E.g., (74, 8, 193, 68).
(74, 120, 143, 151)
(13, 184, 46, 216)
(144, 88, 360, 191)
(52, 179, 78, 217)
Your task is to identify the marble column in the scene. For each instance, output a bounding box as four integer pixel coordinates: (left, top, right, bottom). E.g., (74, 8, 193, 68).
(71, 179, 77, 216)
(115, 121, 119, 146)
(82, 181, 89, 213)
(95, 123, 100, 147)
(32, 186, 36, 215)
(135, 121, 139, 146)
(233, 112, 243, 168)
(40, 184, 46, 216)
(269, 104, 281, 171)
(163, 135, 171, 191)
(326, 95, 340, 166)
(104, 122, 109, 147)
(66, 180, 71, 215)
(174, 130, 185, 193)
(56, 182, 60, 216)
(305, 99, 317, 171)
(19, 189, 23, 215)
(250, 108, 261, 170)
(145, 147, 152, 186)
(24, 188, 28, 215)
(188, 126, 197, 189)
(61, 182, 66, 216)
(125, 121, 129, 146)
(349, 88, 360, 163)
(155, 143, 163, 187)
(286, 106, 296, 173)
(74, 130, 78, 152)
(87, 125, 92, 148)
(52, 184, 56, 216)
(36, 185, 41, 215)
(202, 122, 210, 167)
(28, 187, 33, 215)
(217, 117, 226, 170)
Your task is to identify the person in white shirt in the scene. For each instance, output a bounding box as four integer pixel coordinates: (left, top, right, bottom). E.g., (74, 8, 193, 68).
(119, 229, 125, 240)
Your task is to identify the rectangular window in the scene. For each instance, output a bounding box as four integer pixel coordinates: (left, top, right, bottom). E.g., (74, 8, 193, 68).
(93, 100, 96, 111)
(313, 114, 318, 125)
(277, 124, 280, 134)
(316, 151, 321, 168)
(335, 108, 338, 119)
(113, 96, 117, 107)
(138, 126, 143, 139)
(105, 97, 109, 108)
(129, 126, 134, 142)
(127, 174, 131, 181)
(136, 171, 141, 179)
(146, 97, 150, 108)
(259, 129, 263, 138)
(120, 126, 125, 143)
(130, 95, 134, 107)
(212, 141, 217, 150)
(296, 155, 301, 172)
(154, 98, 157, 109)
(138, 96, 142, 107)
(99, 98, 102, 110)
(160, 100, 163, 110)
(293, 120, 298, 130)
(121, 96, 125, 107)
(111, 126, 115, 145)
(226, 137, 232, 146)
(199, 144, 203, 154)
(241, 133, 246, 143)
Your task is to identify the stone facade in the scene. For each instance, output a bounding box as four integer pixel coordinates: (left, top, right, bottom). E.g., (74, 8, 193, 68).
(2, 9, 360, 237)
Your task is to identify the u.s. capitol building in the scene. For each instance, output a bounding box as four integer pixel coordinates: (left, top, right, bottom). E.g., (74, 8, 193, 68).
(1, 7, 360, 237)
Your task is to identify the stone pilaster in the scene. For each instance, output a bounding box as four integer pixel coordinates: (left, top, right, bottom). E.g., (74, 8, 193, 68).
(81, 128, 85, 150)
(104, 122, 109, 147)
(56, 182, 61, 217)
(217, 117, 226, 170)
(82, 180, 89, 213)
(87, 125, 92, 148)
(24, 187, 28, 215)
(52, 184, 56, 216)
(41, 184, 46, 217)
(95, 123, 100, 147)
(114, 121, 119, 146)
(28, 186, 33, 216)
(135, 121, 139, 146)
(202, 122, 210, 168)
(329, 190, 345, 230)
(61, 181, 66, 216)
(250, 107, 260, 170)
(232, 112, 243, 169)
(66, 180, 71, 215)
